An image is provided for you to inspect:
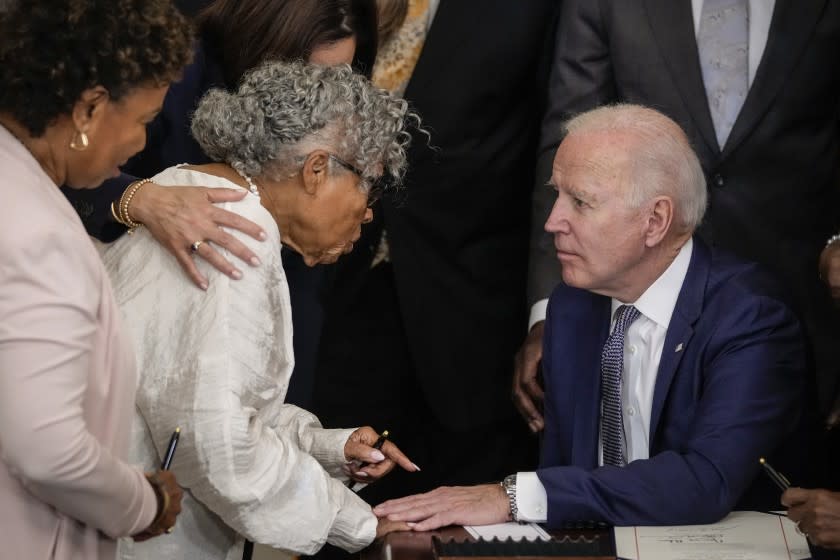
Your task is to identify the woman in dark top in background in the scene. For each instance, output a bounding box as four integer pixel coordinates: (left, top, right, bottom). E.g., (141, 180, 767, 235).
(63, 0, 379, 409)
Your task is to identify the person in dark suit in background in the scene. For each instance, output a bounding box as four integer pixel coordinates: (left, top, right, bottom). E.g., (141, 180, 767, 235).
(514, 1, 840, 477)
(374, 104, 805, 529)
(313, 0, 557, 508)
(62, 0, 378, 408)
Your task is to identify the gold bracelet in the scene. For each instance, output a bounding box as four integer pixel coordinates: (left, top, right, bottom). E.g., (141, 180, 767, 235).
(110, 200, 122, 224)
(117, 178, 152, 233)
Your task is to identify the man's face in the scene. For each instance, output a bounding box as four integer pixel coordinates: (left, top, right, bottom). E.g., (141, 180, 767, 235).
(545, 131, 650, 298)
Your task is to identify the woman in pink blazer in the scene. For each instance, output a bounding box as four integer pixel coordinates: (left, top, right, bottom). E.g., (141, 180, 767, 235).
(0, 1, 193, 558)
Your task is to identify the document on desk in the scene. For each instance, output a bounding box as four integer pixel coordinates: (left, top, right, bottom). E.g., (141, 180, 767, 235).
(614, 511, 810, 560)
(464, 522, 551, 541)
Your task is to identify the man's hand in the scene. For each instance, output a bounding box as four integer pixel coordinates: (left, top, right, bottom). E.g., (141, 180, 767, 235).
(819, 240, 840, 303)
(373, 484, 510, 532)
(783, 487, 840, 549)
(344, 427, 420, 483)
(130, 183, 267, 290)
(513, 321, 546, 432)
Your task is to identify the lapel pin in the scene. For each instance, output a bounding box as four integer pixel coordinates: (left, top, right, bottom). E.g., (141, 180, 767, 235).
(675, 343, 684, 353)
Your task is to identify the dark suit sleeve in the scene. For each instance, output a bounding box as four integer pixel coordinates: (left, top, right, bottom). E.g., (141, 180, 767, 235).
(539, 295, 566, 468)
(537, 294, 804, 526)
(61, 174, 135, 242)
(528, 0, 618, 307)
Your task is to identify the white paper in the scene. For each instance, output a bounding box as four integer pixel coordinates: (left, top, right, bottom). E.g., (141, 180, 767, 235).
(464, 522, 552, 542)
(614, 511, 810, 560)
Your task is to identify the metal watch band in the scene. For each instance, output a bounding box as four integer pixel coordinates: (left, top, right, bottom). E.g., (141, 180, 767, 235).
(502, 474, 518, 521)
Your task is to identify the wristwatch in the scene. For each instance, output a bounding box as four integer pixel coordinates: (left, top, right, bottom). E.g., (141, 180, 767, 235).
(501, 474, 518, 522)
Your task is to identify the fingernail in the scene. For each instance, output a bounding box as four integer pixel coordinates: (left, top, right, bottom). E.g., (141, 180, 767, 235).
(356, 471, 369, 477)
(231, 269, 243, 280)
(371, 450, 385, 462)
(258, 231, 267, 240)
(411, 463, 421, 472)
(406, 522, 417, 528)
(199, 282, 208, 291)
(250, 256, 261, 266)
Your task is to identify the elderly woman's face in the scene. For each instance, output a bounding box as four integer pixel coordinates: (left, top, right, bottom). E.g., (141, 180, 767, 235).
(65, 84, 168, 188)
(273, 151, 373, 266)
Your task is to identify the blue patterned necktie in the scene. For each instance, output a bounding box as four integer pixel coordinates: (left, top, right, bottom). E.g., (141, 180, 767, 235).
(600, 305, 641, 467)
(697, 0, 749, 149)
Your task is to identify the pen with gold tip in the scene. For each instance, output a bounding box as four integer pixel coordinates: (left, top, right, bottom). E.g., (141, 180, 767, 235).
(161, 427, 181, 470)
(759, 457, 790, 491)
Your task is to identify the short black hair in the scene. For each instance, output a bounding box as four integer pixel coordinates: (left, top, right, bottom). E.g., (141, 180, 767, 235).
(0, 0, 194, 136)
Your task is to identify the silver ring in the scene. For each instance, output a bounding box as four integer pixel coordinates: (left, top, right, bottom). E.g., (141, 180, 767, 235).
(190, 240, 203, 254)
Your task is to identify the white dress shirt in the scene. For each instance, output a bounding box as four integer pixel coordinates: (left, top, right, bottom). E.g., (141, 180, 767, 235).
(103, 167, 376, 559)
(528, 0, 775, 331)
(517, 240, 694, 522)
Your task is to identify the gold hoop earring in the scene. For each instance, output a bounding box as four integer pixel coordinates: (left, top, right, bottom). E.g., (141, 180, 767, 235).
(70, 130, 89, 151)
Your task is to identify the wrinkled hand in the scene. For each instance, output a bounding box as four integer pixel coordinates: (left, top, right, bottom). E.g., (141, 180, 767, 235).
(513, 321, 545, 432)
(783, 487, 840, 549)
(129, 182, 266, 290)
(133, 470, 184, 541)
(344, 427, 419, 483)
(376, 517, 412, 538)
(373, 484, 510, 532)
(819, 241, 840, 303)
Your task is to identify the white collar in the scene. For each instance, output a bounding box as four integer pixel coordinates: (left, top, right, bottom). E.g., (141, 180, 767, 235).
(611, 238, 693, 329)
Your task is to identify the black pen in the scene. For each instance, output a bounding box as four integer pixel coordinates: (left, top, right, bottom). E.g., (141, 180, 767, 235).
(760, 457, 791, 491)
(161, 427, 181, 470)
(347, 430, 389, 488)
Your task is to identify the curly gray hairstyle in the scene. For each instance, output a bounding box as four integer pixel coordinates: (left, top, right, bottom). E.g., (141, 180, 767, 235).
(191, 60, 413, 190)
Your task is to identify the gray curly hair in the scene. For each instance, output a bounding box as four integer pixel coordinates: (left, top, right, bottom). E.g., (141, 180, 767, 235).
(191, 60, 413, 192)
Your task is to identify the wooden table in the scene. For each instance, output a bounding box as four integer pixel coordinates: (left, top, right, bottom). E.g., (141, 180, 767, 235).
(361, 526, 616, 560)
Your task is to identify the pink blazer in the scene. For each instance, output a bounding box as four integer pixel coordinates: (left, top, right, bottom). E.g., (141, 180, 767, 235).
(0, 127, 157, 559)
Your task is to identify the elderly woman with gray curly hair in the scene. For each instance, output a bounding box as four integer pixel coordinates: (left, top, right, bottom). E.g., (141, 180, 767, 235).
(102, 60, 419, 560)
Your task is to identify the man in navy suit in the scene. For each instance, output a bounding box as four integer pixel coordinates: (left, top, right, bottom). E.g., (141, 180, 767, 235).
(372, 104, 805, 528)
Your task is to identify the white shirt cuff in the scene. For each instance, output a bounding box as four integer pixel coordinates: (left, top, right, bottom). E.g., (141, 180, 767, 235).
(515, 471, 548, 523)
(528, 299, 549, 331)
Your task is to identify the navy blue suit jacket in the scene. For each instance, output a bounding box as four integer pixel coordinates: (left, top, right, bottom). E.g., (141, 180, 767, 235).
(538, 238, 806, 526)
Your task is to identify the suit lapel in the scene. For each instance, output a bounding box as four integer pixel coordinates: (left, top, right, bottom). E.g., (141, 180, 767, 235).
(569, 296, 612, 468)
(643, 0, 719, 155)
(721, 0, 827, 157)
(649, 239, 709, 438)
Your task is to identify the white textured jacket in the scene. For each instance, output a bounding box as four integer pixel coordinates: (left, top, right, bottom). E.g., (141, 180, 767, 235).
(103, 166, 376, 560)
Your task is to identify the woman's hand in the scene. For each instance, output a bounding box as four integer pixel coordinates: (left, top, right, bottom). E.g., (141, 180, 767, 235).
(343, 427, 420, 483)
(133, 470, 184, 541)
(129, 182, 267, 290)
(376, 517, 412, 538)
(783, 487, 840, 549)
